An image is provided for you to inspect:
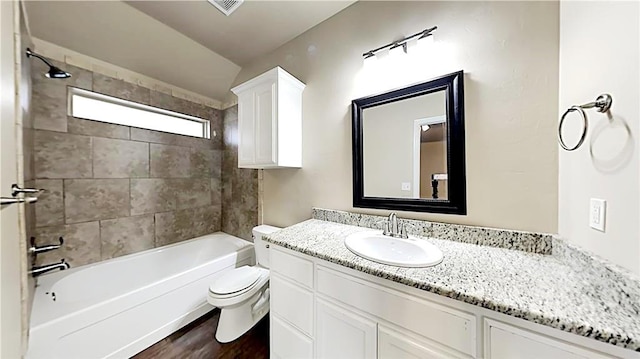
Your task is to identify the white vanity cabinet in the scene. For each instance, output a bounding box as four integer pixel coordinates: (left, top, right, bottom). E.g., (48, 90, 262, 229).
(231, 67, 305, 169)
(269, 245, 630, 359)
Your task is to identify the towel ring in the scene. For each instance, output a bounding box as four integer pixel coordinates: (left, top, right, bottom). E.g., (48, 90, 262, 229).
(558, 94, 612, 151)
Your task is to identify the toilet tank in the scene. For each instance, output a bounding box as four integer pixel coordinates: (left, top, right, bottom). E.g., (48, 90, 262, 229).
(252, 225, 281, 268)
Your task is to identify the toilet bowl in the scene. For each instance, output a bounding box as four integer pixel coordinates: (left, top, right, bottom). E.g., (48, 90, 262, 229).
(207, 225, 280, 343)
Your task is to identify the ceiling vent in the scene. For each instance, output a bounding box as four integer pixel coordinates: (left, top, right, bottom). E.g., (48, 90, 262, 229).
(207, 0, 244, 16)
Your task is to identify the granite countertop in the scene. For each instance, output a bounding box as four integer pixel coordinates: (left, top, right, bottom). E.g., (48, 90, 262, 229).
(264, 219, 640, 352)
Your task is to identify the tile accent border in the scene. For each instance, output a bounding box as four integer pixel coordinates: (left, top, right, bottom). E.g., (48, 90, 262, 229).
(312, 208, 553, 254)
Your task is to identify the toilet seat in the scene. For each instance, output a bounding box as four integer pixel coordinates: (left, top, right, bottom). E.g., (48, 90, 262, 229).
(210, 266, 263, 296)
(208, 266, 269, 307)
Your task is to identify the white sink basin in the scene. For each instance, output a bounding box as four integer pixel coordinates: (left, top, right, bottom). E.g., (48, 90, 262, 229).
(344, 231, 443, 267)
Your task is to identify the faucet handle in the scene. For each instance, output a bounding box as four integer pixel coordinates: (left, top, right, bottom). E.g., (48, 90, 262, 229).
(399, 222, 420, 239)
(375, 220, 391, 235)
(29, 236, 64, 255)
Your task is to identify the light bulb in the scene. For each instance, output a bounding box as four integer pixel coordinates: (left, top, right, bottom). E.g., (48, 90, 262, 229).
(363, 53, 377, 70)
(417, 34, 435, 49)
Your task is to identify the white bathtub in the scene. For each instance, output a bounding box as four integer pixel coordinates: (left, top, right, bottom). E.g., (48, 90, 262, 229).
(27, 232, 254, 359)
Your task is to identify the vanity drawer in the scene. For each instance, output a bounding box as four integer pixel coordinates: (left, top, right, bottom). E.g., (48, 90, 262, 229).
(316, 266, 476, 357)
(270, 273, 314, 336)
(270, 247, 314, 289)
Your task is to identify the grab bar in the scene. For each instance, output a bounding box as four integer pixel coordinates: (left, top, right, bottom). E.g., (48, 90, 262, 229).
(558, 94, 612, 151)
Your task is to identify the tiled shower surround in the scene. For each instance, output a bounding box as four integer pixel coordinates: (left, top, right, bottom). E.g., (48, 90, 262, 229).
(30, 57, 257, 268)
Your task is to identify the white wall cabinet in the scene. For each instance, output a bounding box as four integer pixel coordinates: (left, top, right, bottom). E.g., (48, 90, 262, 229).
(269, 245, 633, 359)
(231, 67, 305, 169)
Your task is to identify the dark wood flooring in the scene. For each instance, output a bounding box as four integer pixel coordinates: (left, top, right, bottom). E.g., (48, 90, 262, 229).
(133, 309, 269, 359)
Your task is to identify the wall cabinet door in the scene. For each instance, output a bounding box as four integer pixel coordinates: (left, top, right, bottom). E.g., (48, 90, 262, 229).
(315, 299, 377, 359)
(237, 92, 256, 166)
(252, 81, 277, 166)
(378, 326, 461, 359)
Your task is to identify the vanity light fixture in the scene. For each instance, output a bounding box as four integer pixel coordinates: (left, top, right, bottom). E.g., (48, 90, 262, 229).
(362, 26, 437, 62)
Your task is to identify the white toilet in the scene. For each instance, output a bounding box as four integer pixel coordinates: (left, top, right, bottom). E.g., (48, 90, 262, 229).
(207, 225, 280, 343)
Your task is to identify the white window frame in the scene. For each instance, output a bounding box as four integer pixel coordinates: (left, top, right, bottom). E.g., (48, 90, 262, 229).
(67, 87, 211, 139)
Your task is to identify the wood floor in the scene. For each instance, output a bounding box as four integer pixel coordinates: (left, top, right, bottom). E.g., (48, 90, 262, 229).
(133, 309, 269, 359)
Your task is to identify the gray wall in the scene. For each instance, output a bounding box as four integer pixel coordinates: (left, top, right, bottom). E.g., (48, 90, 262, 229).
(30, 57, 234, 268)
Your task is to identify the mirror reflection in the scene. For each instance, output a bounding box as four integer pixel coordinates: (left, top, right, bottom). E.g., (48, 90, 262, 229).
(362, 90, 448, 200)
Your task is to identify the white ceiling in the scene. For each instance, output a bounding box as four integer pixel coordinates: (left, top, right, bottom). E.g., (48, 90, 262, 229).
(126, 1, 356, 66)
(23, 0, 355, 102)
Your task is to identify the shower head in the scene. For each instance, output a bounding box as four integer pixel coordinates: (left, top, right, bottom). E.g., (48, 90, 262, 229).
(26, 48, 71, 79)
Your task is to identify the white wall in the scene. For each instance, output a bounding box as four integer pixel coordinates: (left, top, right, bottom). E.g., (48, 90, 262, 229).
(558, 1, 640, 274)
(1, 1, 24, 357)
(234, 1, 559, 233)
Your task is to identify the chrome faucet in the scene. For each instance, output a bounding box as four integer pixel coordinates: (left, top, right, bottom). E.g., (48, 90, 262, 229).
(29, 259, 70, 277)
(381, 212, 410, 239)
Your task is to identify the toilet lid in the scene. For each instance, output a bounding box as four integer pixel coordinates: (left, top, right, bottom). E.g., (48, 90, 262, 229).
(209, 266, 263, 295)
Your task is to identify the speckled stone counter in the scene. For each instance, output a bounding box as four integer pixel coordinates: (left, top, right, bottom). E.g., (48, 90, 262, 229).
(264, 218, 640, 352)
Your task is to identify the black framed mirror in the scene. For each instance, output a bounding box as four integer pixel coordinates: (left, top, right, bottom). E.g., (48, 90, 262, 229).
(352, 71, 466, 214)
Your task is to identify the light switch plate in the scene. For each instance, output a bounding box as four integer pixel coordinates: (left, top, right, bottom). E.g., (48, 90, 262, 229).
(589, 198, 606, 232)
(401, 182, 411, 191)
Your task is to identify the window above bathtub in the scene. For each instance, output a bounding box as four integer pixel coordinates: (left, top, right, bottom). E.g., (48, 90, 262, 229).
(67, 87, 211, 139)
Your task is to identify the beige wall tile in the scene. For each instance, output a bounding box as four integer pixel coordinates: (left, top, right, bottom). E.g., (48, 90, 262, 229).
(34, 130, 92, 178)
(32, 80, 67, 132)
(31, 59, 92, 132)
(150, 90, 191, 114)
(211, 176, 222, 206)
(100, 215, 154, 260)
(34, 179, 64, 227)
(35, 222, 100, 267)
(221, 106, 259, 241)
(131, 127, 213, 150)
(150, 144, 191, 178)
(64, 179, 130, 223)
(93, 137, 149, 178)
(190, 148, 215, 178)
(155, 206, 218, 247)
(23, 128, 35, 182)
(174, 178, 211, 209)
(29, 60, 234, 269)
(68, 117, 130, 140)
(130, 178, 176, 215)
(92, 73, 150, 104)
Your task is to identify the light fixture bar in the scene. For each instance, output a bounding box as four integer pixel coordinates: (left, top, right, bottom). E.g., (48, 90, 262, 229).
(362, 26, 437, 58)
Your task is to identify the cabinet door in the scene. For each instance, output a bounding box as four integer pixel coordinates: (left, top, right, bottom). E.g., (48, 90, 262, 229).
(253, 81, 277, 166)
(378, 326, 460, 359)
(237, 92, 256, 166)
(315, 299, 377, 359)
(271, 314, 313, 359)
(485, 320, 614, 359)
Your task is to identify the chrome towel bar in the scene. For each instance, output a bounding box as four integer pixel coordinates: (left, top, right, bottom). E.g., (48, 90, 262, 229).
(558, 94, 612, 151)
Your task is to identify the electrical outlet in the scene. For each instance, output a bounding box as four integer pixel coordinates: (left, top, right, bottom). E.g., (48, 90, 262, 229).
(401, 182, 411, 191)
(589, 198, 606, 232)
